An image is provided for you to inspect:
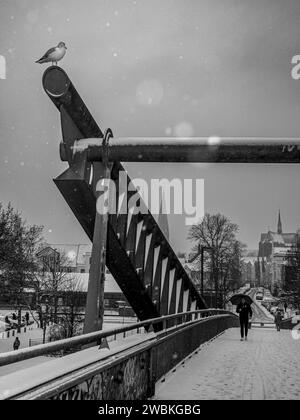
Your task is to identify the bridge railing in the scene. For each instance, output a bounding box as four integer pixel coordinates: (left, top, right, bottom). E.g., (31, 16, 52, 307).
(0, 309, 232, 368)
(0, 309, 239, 400)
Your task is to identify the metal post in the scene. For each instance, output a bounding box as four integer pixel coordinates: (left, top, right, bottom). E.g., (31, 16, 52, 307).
(83, 130, 113, 336)
(43, 320, 46, 344)
(83, 162, 111, 335)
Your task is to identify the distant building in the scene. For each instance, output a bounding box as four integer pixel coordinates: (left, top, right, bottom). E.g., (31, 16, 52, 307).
(241, 256, 257, 286)
(258, 211, 299, 291)
(36, 244, 126, 312)
(38, 244, 92, 273)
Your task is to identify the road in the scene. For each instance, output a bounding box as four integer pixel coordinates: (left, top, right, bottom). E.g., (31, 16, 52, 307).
(247, 289, 274, 324)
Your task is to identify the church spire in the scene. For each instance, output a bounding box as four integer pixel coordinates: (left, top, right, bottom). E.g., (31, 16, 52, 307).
(277, 210, 282, 234)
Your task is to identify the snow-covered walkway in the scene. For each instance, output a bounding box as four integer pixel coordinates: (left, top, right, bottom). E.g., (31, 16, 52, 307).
(154, 328, 300, 400)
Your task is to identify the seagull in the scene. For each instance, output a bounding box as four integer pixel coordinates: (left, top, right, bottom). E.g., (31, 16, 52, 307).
(35, 42, 67, 65)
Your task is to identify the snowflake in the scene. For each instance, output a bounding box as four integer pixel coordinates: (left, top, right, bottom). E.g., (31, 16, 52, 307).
(208, 136, 221, 146)
(174, 121, 194, 137)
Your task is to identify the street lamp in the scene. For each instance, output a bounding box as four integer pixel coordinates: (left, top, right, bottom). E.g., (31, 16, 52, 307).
(200, 246, 213, 298)
(188, 245, 213, 299)
(41, 297, 49, 344)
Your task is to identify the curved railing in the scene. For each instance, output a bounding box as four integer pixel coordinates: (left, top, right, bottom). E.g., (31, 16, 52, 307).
(0, 309, 234, 367)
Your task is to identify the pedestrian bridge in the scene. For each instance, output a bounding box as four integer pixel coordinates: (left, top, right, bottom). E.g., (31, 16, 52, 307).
(2, 67, 299, 401)
(0, 309, 299, 400)
(0, 309, 238, 399)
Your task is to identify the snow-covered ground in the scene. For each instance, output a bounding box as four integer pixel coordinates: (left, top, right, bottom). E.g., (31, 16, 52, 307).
(0, 316, 137, 353)
(154, 328, 300, 400)
(0, 328, 44, 354)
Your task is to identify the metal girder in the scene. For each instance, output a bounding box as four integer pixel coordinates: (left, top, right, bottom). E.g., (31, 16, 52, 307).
(71, 137, 300, 163)
(42, 66, 207, 334)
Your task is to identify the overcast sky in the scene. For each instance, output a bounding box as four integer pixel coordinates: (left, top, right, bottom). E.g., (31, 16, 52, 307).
(1, 0, 300, 254)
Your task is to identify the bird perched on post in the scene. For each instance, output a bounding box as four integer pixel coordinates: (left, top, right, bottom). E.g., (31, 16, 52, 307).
(35, 42, 67, 65)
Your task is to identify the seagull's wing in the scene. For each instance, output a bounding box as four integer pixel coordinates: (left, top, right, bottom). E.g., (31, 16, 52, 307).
(40, 46, 56, 60)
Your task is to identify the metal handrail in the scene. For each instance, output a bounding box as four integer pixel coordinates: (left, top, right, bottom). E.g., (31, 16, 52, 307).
(70, 136, 300, 163)
(0, 309, 235, 367)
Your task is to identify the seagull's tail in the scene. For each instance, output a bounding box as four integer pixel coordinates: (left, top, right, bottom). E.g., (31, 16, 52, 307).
(35, 57, 46, 64)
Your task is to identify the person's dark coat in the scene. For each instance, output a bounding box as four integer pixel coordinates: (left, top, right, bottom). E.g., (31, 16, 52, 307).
(236, 302, 253, 320)
(275, 311, 282, 324)
(13, 337, 20, 350)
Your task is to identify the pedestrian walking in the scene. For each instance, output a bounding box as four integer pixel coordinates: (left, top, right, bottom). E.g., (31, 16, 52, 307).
(236, 298, 253, 341)
(13, 336, 20, 351)
(284, 302, 288, 313)
(275, 309, 283, 331)
(25, 312, 30, 326)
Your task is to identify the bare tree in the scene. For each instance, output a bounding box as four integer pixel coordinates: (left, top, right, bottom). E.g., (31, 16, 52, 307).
(53, 276, 85, 339)
(36, 249, 77, 324)
(188, 213, 245, 307)
(0, 202, 43, 331)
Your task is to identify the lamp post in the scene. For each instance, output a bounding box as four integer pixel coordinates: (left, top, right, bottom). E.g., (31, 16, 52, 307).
(41, 298, 49, 344)
(200, 246, 213, 299)
(188, 245, 213, 301)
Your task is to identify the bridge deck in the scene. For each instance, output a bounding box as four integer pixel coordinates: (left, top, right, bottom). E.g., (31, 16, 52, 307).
(154, 328, 300, 400)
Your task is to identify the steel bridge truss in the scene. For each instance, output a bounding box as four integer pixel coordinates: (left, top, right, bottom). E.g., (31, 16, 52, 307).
(42, 67, 206, 334)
